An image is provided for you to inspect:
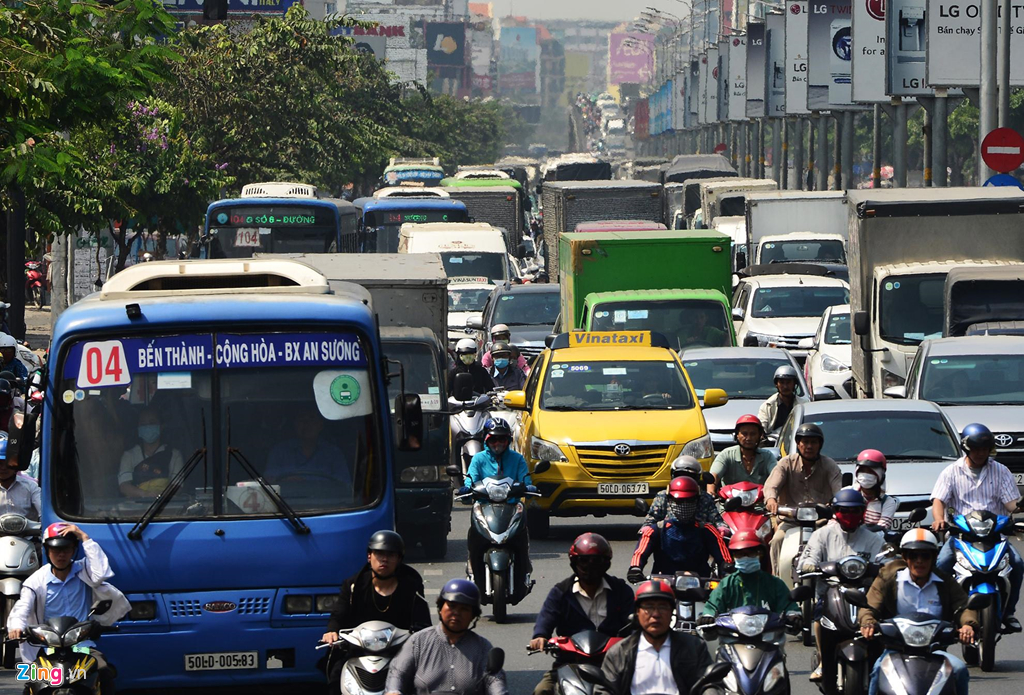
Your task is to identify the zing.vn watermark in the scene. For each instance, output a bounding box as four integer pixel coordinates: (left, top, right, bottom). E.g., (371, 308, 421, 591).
(15, 663, 86, 685)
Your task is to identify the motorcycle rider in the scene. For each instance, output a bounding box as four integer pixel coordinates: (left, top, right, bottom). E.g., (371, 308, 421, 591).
(448, 338, 495, 396)
(462, 419, 532, 601)
(708, 415, 778, 494)
(595, 579, 712, 695)
(481, 325, 529, 372)
(0, 335, 27, 382)
(628, 477, 731, 583)
(757, 365, 807, 436)
(385, 579, 508, 695)
(488, 341, 526, 391)
(644, 455, 727, 533)
(859, 528, 977, 695)
(855, 450, 898, 530)
(322, 531, 431, 695)
(931, 423, 1023, 632)
(0, 434, 40, 519)
(799, 488, 885, 685)
(763, 423, 842, 576)
(699, 531, 800, 622)
(529, 533, 635, 695)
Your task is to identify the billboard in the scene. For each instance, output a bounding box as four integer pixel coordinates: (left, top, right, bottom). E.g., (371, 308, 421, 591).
(333, 28, 387, 61)
(808, 0, 858, 108)
(728, 37, 748, 121)
(717, 40, 731, 122)
(499, 27, 538, 93)
(886, 0, 930, 95)
(746, 22, 767, 118)
(608, 32, 655, 84)
(766, 12, 787, 117)
(426, 22, 466, 66)
(161, 0, 299, 15)
(925, 0, 1024, 86)
(851, 0, 888, 101)
(785, 0, 810, 114)
(635, 98, 650, 139)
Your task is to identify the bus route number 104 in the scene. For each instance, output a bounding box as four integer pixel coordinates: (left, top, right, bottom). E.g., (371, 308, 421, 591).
(76, 341, 132, 389)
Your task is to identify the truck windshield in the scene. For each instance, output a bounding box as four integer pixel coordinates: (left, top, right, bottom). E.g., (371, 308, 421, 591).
(751, 287, 849, 319)
(682, 357, 803, 398)
(719, 195, 746, 218)
(383, 342, 441, 408)
(591, 299, 731, 349)
(448, 287, 492, 312)
(440, 252, 506, 285)
(919, 354, 1024, 405)
(825, 312, 851, 345)
(760, 239, 846, 264)
(947, 280, 1024, 336)
(492, 291, 561, 326)
(797, 411, 960, 462)
(878, 273, 944, 345)
(540, 360, 694, 411)
(53, 332, 383, 521)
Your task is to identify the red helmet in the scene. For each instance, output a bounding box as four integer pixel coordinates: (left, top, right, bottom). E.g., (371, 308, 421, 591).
(856, 449, 887, 471)
(569, 532, 613, 559)
(728, 530, 765, 552)
(734, 414, 764, 435)
(668, 476, 700, 500)
(634, 579, 675, 607)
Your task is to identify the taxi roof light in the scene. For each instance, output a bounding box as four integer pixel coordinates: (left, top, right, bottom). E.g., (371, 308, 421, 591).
(549, 331, 671, 350)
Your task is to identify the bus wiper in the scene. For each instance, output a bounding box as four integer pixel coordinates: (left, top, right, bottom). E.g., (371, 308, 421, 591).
(226, 446, 310, 535)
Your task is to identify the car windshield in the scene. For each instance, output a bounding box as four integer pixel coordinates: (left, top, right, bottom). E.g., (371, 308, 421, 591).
(448, 287, 492, 312)
(441, 252, 505, 284)
(919, 354, 1024, 405)
(799, 411, 960, 461)
(540, 360, 695, 411)
(751, 286, 849, 319)
(492, 291, 561, 326)
(878, 273, 945, 345)
(825, 313, 851, 345)
(590, 299, 732, 349)
(53, 332, 383, 521)
(682, 357, 804, 398)
(760, 240, 846, 264)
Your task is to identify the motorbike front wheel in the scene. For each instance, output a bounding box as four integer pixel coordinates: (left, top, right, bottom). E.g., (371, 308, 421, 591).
(492, 572, 507, 623)
(841, 661, 863, 695)
(980, 601, 998, 672)
(801, 586, 814, 647)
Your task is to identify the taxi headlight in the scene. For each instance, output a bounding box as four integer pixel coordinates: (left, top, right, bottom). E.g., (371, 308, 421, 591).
(530, 437, 565, 463)
(681, 434, 713, 460)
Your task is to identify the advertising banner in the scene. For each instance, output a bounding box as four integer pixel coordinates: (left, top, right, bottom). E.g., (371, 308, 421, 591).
(807, 0, 833, 109)
(785, 0, 810, 114)
(608, 32, 655, 84)
(728, 37, 748, 121)
(426, 22, 466, 67)
(851, 0, 888, 101)
(746, 22, 767, 118)
(706, 46, 721, 124)
(886, 0, 931, 95)
(688, 59, 701, 124)
(333, 29, 387, 60)
(766, 12, 787, 117)
(161, 0, 299, 15)
(499, 27, 538, 93)
(925, 0, 1024, 86)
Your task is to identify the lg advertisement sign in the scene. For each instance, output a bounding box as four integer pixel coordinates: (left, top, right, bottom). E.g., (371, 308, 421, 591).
(851, 0, 889, 101)
(728, 38, 748, 121)
(746, 22, 767, 118)
(785, 0, 811, 115)
(807, 0, 860, 109)
(925, 0, 1024, 86)
(766, 12, 787, 117)
(885, 0, 933, 95)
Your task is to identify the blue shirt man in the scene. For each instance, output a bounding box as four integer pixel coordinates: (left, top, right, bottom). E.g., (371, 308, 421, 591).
(265, 407, 350, 483)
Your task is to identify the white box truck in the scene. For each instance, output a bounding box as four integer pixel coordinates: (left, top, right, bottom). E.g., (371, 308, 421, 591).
(745, 190, 848, 265)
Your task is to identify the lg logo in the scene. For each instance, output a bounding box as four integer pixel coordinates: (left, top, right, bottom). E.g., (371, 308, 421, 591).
(866, 0, 886, 21)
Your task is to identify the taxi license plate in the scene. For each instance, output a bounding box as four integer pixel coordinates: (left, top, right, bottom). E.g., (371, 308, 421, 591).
(597, 482, 649, 496)
(1015, 473, 1024, 485)
(184, 651, 258, 671)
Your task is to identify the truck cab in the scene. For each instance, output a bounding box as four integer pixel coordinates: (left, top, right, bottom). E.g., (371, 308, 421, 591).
(398, 222, 512, 286)
(755, 232, 847, 266)
(581, 289, 737, 348)
(699, 178, 778, 229)
(943, 264, 1024, 337)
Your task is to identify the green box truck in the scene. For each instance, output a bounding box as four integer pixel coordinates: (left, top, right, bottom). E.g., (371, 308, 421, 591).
(558, 230, 736, 348)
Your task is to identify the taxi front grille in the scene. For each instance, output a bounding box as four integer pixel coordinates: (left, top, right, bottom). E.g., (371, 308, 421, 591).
(574, 445, 669, 480)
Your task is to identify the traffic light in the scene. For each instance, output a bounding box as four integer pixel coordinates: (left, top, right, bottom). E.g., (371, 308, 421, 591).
(203, 0, 227, 20)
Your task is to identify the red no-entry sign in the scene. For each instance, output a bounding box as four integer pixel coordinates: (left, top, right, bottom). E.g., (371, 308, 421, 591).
(981, 128, 1024, 173)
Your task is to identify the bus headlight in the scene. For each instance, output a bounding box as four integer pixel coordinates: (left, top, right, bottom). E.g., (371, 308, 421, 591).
(399, 466, 444, 483)
(316, 594, 340, 613)
(284, 595, 313, 614)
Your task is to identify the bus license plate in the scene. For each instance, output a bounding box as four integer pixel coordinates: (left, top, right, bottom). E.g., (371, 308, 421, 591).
(184, 651, 258, 671)
(597, 482, 649, 496)
(234, 228, 262, 247)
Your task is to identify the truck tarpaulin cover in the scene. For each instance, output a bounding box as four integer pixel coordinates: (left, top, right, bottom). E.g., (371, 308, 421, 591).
(945, 266, 1024, 337)
(665, 154, 738, 183)
(544, 162, 613, 181)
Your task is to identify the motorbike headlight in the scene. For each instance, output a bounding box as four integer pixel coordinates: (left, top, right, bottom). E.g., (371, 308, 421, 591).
(357, 626, 394, 651)
(398, 465, 444, 483)
(821, 355, 849, 373)
(723, 669, 739, 693)
(28, 626, 61, 647)
(838, 557, 867, 580)
(955, 550, 973, 571)
(997, 554, 1011, 572)
(0, 514, 27, 534)
(893, 618, 939, 648)
(763, 663, 786, 692)
(63, 623, 93, 645)
(756, 519, 773, 538)
(796, 507, 819, 521)
(682, 434, 713, 460)
(530, 436, 566, 463)
(675, 575, 701, 590)
(736, 489, 758, 507)
(732, 613, 768, 637)
(968, 517, 995, 537)
(486, 483, 509, 502)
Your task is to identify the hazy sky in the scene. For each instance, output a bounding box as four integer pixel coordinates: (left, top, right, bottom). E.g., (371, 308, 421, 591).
(488, 0, 658, 22)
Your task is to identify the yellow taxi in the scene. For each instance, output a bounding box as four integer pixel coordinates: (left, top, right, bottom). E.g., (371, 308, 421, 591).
(503, 330, 727, 538)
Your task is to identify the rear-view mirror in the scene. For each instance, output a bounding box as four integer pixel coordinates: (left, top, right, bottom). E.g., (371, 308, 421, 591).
(732, 307, 745, 321)
(853, 311, 869, 336)
(790, 584, 814, 602)
(883, 386, 907, 399)
(533, 460, 551, 475)
(503, 390, 527, 411)
(466, 316, 484, 331)
(487, 648, 505, 674)
(634, 498, 650, 516)
(395, 394, 423, 451)
(797, 337, 815, 350)
(453, 372, 474, 401)
(703, 388, 728, 409)
(813, 386, 839, 401)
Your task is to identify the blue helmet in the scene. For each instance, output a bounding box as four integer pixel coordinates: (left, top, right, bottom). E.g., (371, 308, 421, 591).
(0, 435, 7, 461)
(832, 487, 867, 509)
(961, 423, 994, 454)
(438, 578, 481, 611)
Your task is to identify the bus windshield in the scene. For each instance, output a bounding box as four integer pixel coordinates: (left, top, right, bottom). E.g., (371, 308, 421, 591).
(206, 204, 338, 257)
(367, 208, 469, 253)
(54, 331, 383, 521)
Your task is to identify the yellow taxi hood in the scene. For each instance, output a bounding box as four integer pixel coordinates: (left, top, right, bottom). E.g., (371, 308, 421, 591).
(532, 406, 708, 446)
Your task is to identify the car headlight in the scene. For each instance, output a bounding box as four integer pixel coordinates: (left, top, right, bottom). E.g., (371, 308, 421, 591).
(763, 663, 786, 692)
(882, 369, 905, 389)
(743, 332, 779, 348)
(398, 465, 445, 483)
(316, 594, 340, 613)
(893, 618, 938, 647)
(682, 434, 713, 459)
(530, 436, 566, 463)
(284, 595, 313, 614)
(733, 613, 768, 637)
(821, 355, 849, 373)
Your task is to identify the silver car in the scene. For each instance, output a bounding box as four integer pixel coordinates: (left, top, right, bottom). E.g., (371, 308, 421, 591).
(776, 399, 962, 529)
(680, 347, 811, 452)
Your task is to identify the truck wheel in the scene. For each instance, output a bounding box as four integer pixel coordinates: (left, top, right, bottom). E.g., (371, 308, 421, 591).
(980, 602, 998, 672)
(492, 573, 507, 623)
(527, 508, 550, 539)
(422, 532, 448, 560)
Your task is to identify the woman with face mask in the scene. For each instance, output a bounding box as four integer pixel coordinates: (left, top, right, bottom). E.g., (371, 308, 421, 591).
(854, 449, 898, 530)
(117, 406, 184, 499)
(699, 532, 800, 625)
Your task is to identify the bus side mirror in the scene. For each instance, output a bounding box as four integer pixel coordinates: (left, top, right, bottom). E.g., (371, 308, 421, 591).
(395, 394, 423, 451)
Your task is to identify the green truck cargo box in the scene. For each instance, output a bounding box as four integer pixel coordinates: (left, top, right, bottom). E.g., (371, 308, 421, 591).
(559, 229, 733, 330)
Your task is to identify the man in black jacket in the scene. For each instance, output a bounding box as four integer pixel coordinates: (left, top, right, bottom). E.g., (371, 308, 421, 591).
(529, 533, 634, 695)
(322, 531, 430, 695)
(596, 580, 712, 695)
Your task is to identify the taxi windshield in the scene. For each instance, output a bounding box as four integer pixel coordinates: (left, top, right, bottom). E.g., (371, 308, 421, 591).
(540, 360, 694, 411)
(52, 331, 383, 521)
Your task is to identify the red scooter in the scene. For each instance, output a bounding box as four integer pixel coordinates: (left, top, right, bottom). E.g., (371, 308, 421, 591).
(24, 261, 45, 308)
(719, 482, 773, 570)
(531, 630, 622, 695)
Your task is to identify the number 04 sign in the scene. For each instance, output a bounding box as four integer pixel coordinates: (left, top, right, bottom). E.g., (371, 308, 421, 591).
(77, 341, 131, 389)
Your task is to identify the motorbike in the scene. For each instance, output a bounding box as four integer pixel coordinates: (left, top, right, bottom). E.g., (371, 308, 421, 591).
(448, 389, 493, 478)
(650, 571, 718, 634)
(530, 629, 622, 695)
(719, 482, 773, 567)
(457, 476, 539, 623)
(776, 502, 832, 645)
(320, 620, 411, 695)
(0, 513, 41, 667)
(24, 261, 45, 309)
(946, 509, 1024, 671)
(16, 599, 116, 695)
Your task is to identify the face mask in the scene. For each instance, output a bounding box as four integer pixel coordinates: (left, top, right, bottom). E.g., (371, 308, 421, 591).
(459, 354, 475, 365)
(668, 499, 698, 523)
(856, 472, 879, 488)
(138, 425, 161, 444)
(494, 358, 510, 370)
(834, 509, 864, 533)
(735, 556, 761, 574)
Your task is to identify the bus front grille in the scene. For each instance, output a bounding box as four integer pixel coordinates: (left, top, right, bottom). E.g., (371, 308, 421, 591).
(238, 596, 271, 615)
(168, 599, 202, 617)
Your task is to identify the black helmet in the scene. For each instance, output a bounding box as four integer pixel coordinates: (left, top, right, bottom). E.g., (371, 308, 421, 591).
(490, 341, 512, 356)
(367, 530, 405, 556)
(484, 418, 512, 440)
(794, 423, 824, 443)
(436, 578, 481, 616)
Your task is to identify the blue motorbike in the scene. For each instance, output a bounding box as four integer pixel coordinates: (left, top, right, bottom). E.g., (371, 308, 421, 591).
(946, 509, 1020, 672)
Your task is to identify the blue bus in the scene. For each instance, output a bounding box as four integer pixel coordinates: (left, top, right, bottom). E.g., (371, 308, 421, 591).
(354, 197, 469, 252)
(202, 191, 359, 258)
(42, 259, 420, 688)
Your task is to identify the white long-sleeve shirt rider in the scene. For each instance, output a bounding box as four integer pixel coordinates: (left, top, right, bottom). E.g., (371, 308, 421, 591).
(798, 519, 885, 588)
(7, 539, 131, 661)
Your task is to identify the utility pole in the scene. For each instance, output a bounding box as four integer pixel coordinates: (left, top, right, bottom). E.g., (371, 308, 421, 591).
(793, 118, 804, 190)
(816, 114, 828, 191)
(872, 105, 882, 190)
(998, 0, 1011, 126)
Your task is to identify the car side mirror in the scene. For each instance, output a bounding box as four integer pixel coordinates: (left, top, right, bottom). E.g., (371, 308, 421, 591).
(544, 334, 557, 348)
(853, 310, 869, 336)
(395, 394, 423, 451)
(703, 388, 728, 409)
(453, 372, 474, 401)
(813, 386, 839, 401)
(445, 464, 460, 477)
(797, 337, 815, 350)
(883, 385, 907, 399)
(732, 307, 745, 320)
(908, 507, 927, 523)
(533, 460, 551, 475)
(503, 390, 528, 411)
(466, 316, 484, 331)
(634, 498, 650, 516)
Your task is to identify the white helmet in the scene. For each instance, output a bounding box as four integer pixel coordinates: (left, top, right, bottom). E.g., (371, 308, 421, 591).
(455, 338, 477, 355)
(490, 323, 510, 338)
(670, 455, 702, 478)
(0, 334, 16, 349)
(899, 528, 939, 553)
